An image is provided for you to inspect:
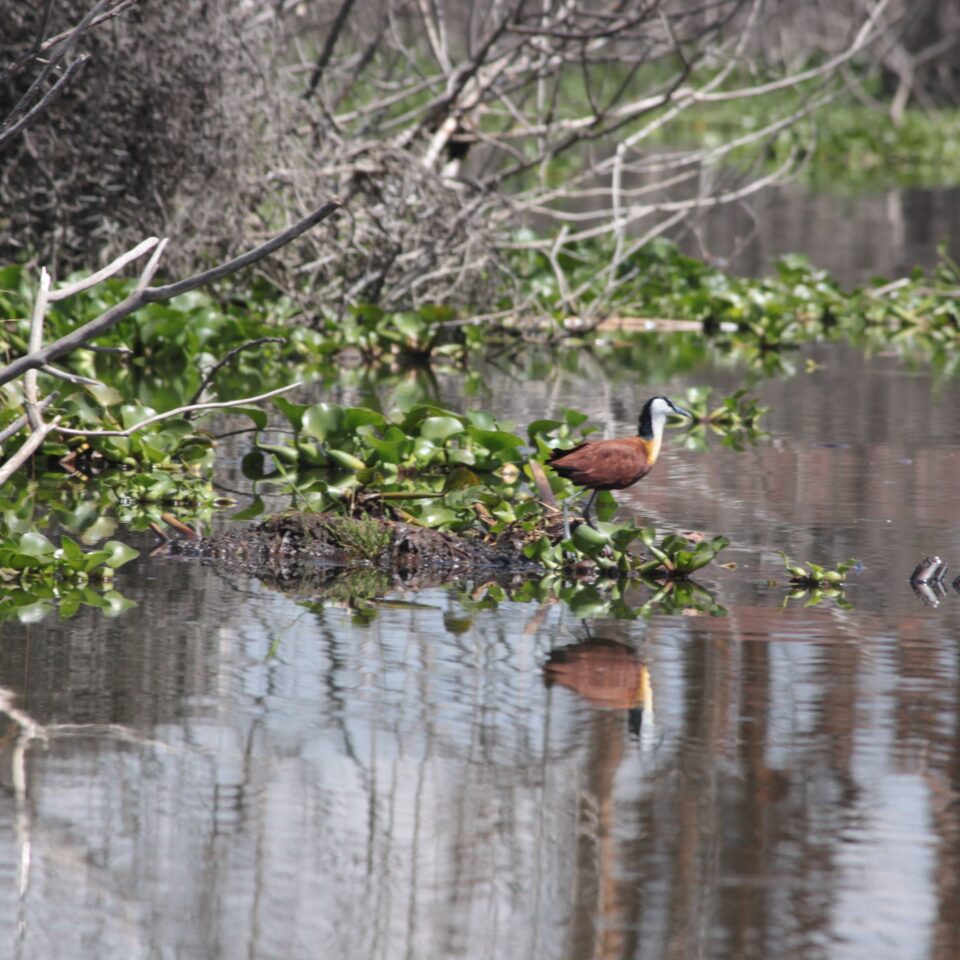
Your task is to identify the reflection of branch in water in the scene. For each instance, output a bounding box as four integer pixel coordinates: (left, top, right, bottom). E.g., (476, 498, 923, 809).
(0, 686, 170, 941)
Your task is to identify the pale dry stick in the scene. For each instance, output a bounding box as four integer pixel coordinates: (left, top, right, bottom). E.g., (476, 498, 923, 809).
(0, 197, 342, 389)
(39, 364, 103, 387)
(508, 145, 800, 251)
(513, 166, 704, 223)
(46, 237, 160, 302)
(23, 268, 50, 431)
(693, 0, 891, 105)
(0, 395, 55, 447)
(547, 226, 574, 312)
(566, 154, 799, 310)
(406, 255, 497, 299)
(1, 687, 44, 914)
(0, 416, 61, 486)
(186, 336, 287, 409)
(567, 153, 799, 312)
(484, 0, 879, 177)
(332, 75, 444, 126)
(10, 240, 158, 434)
(510, 87, 832, 229)
(584, 0, 759, 239)
(55, 383, 302, 438)
(415, 0, 452, 75)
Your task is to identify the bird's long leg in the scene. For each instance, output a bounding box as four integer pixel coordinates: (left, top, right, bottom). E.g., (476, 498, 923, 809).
(581, 489, 599, 529)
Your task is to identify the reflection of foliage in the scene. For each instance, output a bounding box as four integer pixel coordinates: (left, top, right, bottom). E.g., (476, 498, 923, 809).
(675, 387, 768, 452)
(0, 582, 135, 625)
(451, 571, 726, 621)
(636, 576, 728, 617)
(0, 526, 138, 625)
(777, 552, 858, 610)
(780, 584, 854, 611)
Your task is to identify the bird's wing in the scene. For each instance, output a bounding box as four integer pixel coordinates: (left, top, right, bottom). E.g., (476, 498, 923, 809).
(548, 439, 649, 488)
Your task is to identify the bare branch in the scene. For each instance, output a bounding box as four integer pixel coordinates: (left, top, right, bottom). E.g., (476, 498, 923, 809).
(187, 337, 287, 409)
(0, 416, 61, 486)
(0, 395, 56, 448)
(55, 383, 303, 438)
(0, 197, 343, 389)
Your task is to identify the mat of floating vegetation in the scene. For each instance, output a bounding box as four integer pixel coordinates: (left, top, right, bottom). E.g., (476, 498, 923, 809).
(157, 511, 545, 582)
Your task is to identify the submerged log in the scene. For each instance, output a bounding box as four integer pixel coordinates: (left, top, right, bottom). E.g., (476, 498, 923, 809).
(157, 511, 544, 585)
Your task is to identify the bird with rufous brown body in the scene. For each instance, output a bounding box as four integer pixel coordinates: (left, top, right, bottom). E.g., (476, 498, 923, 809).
(547, 395, 692, 527)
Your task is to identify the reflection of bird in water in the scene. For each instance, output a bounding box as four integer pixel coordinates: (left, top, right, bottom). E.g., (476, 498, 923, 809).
(543, 638, 652, 738)
(547, 395, 691, 527)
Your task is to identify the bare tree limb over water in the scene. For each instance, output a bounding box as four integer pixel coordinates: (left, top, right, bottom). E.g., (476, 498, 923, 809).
(0, 197, 342, 482)
(0, 198, 342, 388)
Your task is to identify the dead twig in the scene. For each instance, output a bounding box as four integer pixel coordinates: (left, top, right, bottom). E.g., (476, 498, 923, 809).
(54, 383, 302, 438)
(187, 337, 287, 410)
(0, 197, 342, 389)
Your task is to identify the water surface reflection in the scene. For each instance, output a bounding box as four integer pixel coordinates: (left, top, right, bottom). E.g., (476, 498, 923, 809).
(1, 345, 960, 959)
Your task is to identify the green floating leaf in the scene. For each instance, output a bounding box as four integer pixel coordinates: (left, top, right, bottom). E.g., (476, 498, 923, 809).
(120, 403, 157, 430)
(103, 540, 140, 569)
(560, 407, 590, 429)
(572, 523, 610, 556)
(295, 440, 329, 467)
(466, 426, 523, 455)
(256, 441, 300, 466)
(416, 504, 459, 527)
(327, 448, 366, 471)
(228, 405, 269, 430)
(466, 409, 499, 431)
(365, 435, 410, 464)
(420, 416, 465, 442)
(84, 383, 124, 407)
(273, 396, 309, 431)
(19, 531, 55, 557)
(344, 407, 387, 432)
(302, 402, 345, 441)
(59, 535, 85, 567)
(232, 496, 266, 522)
(526, 418, 564, 442)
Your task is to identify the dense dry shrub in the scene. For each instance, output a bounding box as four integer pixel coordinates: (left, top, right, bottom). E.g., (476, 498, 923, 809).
(3, 0, 942, 319)
(0, 0, 263, 274)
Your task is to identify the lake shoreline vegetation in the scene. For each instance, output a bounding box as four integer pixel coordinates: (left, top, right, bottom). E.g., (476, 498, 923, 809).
(2, 2, 959, 622)
(2, 227, 958, 621)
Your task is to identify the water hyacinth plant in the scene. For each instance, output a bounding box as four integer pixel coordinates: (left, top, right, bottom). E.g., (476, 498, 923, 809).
(674, 387, 769, 452)
(0, 530, 138, 623)
(777, 552, 859, 610)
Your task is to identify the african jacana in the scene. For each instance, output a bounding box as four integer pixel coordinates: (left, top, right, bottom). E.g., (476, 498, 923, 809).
(547, 395, 691, 527)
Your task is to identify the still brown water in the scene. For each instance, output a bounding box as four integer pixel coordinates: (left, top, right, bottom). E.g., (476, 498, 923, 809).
(2, 191, 960, 958)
